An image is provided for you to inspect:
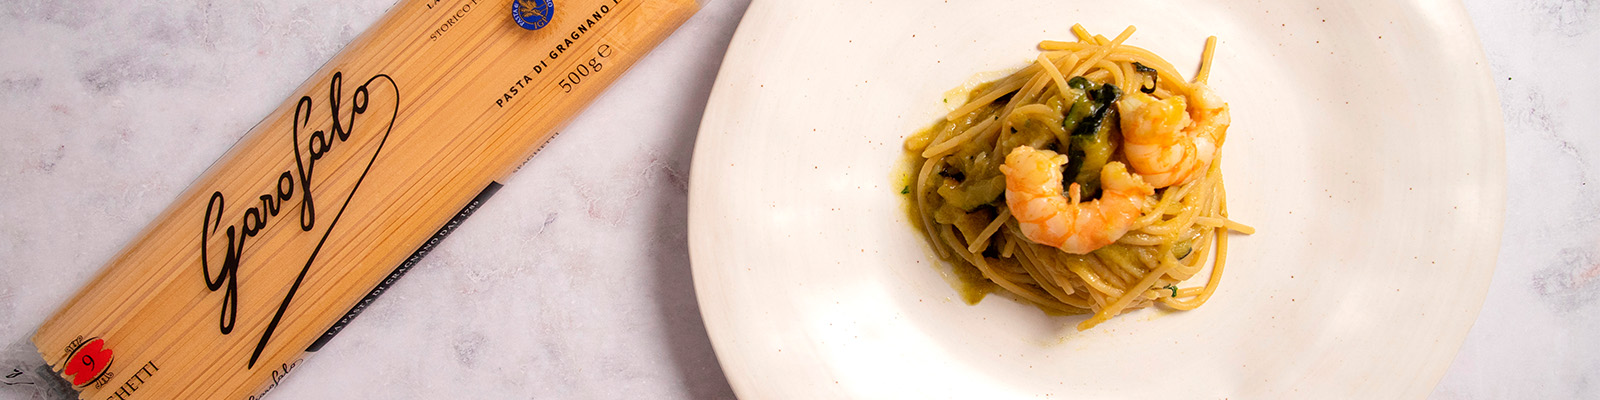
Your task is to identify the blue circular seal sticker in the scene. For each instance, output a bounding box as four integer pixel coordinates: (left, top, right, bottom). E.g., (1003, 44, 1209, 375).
(513, 0, 553, 30)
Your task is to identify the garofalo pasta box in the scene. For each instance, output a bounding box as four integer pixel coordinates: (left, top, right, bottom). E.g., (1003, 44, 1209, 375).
(18, 0, 699, 398)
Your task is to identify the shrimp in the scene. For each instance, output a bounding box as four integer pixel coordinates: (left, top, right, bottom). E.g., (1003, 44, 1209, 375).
(1116, 83, 1231, 188)
(1000, 146, 1154, 254)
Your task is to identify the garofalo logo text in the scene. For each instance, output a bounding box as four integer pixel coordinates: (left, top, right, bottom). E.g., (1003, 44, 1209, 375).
(199, 72, 399, 369)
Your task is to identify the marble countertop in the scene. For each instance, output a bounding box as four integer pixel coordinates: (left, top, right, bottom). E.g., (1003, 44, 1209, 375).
(0, 0, 1593, 398)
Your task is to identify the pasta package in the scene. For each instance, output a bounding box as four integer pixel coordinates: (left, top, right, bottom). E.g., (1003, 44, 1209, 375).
(29, 0, 699, 398)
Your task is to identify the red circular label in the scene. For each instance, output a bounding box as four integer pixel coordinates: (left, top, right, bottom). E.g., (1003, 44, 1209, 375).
(63, 338, 112, 386)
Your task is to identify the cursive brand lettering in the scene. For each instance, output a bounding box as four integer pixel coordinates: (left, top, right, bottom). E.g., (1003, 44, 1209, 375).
(245, 360, 298, 400)
(199, 71, 400, 369)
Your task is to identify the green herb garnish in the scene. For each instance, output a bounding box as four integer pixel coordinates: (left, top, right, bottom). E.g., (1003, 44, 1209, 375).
(1163, 284, 1178, 298)
(901, 185, 910, 194)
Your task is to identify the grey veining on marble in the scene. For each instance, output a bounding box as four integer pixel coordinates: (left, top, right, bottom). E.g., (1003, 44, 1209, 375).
(0, 0, 1594, 398)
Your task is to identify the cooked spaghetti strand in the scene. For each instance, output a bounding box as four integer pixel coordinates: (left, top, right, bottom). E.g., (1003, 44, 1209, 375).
(903, 26, 1250, 331)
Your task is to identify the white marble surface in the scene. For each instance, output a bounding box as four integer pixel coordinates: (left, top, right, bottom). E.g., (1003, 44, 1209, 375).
(0, 0, 1593, 399)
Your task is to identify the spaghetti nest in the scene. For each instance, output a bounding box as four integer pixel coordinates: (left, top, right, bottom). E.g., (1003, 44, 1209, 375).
(904, 25, 1253, 331)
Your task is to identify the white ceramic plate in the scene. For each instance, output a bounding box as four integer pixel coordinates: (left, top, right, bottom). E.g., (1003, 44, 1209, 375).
(687, 0, 1504, 398)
